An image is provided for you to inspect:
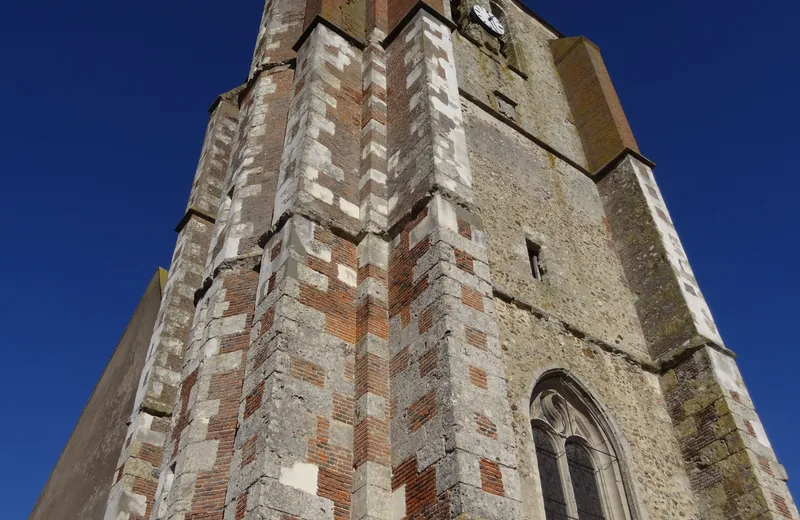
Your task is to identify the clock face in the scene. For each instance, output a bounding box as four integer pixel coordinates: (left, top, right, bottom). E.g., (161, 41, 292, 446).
(472, 5, 505, 37)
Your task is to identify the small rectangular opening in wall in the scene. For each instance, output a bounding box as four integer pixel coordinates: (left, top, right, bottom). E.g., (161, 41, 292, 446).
(527, 240, 543, 281)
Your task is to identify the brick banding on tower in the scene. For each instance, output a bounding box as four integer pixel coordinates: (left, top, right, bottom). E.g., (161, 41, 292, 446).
(29, 1, 796, 520)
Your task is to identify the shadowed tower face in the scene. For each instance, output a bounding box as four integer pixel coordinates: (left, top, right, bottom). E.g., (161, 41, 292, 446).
(29, 1, 797, 520)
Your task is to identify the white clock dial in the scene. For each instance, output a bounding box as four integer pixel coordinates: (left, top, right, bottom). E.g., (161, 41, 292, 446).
(472, 5, 505, 37)
(488, 16, 505, 36)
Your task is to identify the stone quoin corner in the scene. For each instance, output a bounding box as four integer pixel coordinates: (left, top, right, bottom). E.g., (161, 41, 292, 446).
(30, 0, 798, 519)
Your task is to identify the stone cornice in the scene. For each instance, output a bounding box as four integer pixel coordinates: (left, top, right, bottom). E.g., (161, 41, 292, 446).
(493, 284, 737, 376)
(382, 2, 457, 48)
(591, 147, 657, 182)
(174, 207, 216, 233)
(293, 15, 367, 52)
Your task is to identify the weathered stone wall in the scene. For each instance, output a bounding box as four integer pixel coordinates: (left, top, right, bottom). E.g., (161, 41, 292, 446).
(661, 346, 798, 520)
(461, 61, 699, 517)
(30, 271, 164, 520)
(495, 300, 699, 520)
(598, 154, 798, 519)
(31, 1, 798, 520)
(454, 2, 798, 518)
(383, 11, 525, 518)
(457, 4, 795, 520)
(250, 0, 307, 76)
(463, 99, 647, 360)
(597, 155, 723, 361)
(103, 87, 242, 520)
(157, 41, 298, 520)
(452, 0, 586, 170)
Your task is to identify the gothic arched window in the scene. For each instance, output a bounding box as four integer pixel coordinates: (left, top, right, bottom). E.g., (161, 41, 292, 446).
(530, 373, 635, 520)
(533, 428, 569, 519)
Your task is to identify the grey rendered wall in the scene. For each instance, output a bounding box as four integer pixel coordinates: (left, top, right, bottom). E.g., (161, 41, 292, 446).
(29, 270, 164, 520)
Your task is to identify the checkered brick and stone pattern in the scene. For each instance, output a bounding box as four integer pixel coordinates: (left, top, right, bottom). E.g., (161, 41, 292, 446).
(250, 0, 307, 76)
(103, 91, 241, 520)
(85, 2, 797, 520)
(161, 267, 258, 520)
(662, 348, 798, 520)
(273, 23, 363, 236)
(206, 67, 294, 276)
(359, 38, 389, 234)
(380, 12, 525, 517)
(387, 194, 523, 519)
(222, 215, 358, 520)
(385, 8, 471, 228)
(350, 232, 392, 520)
(186, 89, 242, 218)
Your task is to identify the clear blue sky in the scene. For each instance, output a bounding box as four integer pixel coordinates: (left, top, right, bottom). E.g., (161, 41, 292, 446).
(1, 0, 797, 517)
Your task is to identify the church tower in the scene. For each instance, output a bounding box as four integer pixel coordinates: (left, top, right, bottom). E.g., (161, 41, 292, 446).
(30, 1, 797, 519)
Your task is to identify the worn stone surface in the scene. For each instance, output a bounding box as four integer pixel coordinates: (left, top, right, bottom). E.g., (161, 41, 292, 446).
(186, 89, 243, 217)
(206, 70, 293, 276)
(32, 2, 797, 520)
(386, 9, 473, 228)
(661, 347, 799, 520)
(101, 90, 241, 520)
(597, 154, 724, 359)
(273, 24, 363, 236)
(494, 300, 699, 520)
(250, 0, 307, 75)
(452, 0, 586, 170)
(463, 98, 647, 360)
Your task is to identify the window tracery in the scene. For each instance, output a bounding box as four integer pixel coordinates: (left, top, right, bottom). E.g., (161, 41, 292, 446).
(531, 374, 634, 520)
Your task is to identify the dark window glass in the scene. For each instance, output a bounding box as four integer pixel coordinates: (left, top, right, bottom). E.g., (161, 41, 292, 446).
(566, 442, 605, 520)
(533, 428, 570, 520)
(527, 240, 543, 281)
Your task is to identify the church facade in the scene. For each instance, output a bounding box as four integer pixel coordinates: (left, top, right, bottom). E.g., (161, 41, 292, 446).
(31, 1, 798, 519)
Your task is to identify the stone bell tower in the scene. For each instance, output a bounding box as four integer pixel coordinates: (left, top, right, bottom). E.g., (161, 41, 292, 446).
(29, 0, 797, 519)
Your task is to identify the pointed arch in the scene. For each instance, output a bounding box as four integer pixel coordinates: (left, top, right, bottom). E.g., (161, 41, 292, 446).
(533, 427, 569, 519)
(566, 440, 604, 520)
(530, 370, 637, 520)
